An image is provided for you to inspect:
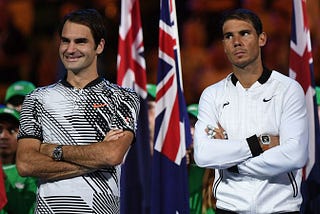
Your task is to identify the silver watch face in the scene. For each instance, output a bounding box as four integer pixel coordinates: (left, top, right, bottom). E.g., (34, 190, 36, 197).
(260, 135, 271, 145)
(53, 146, 63, 161)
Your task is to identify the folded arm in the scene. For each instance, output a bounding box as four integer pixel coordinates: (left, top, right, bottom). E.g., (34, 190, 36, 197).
(16, 129, 132, 181)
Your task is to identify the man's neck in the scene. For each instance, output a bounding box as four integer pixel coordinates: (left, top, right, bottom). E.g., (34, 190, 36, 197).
(233, 64, 263, 88)
(67, 70, 99, 89)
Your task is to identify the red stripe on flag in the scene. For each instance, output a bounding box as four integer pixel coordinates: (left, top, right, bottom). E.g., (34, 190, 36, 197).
(117, 0, 147, 92)
(151, 0, 191, 212)
(289, 48, 312, 93)
(155, 75, 174, 102)
(161, 96, 181, 160)
(159, 28, 176, 59)
(117, 1, 152, 213)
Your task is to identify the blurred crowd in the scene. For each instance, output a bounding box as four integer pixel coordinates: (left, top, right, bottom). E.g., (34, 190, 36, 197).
(0, 0, 319, 105)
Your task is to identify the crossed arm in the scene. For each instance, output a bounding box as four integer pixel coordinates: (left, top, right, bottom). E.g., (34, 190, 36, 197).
(207, 123, 279, 151)
(16, 129, 132, 181)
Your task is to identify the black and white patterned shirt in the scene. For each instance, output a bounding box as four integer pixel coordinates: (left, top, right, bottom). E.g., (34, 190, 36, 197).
(18, 77, 140, 214)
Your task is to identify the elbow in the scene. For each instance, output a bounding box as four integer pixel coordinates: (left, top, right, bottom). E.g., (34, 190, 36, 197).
(108, 157, 123, 166)
(193, 139, 208, 167)
(194, 150, 210, 168)
(16, 160, 33, 177)
(284, 144, 308, 170)
(194, 157, 206, 168)
(296, 150, 308, 169)
(193, 142, 213, 168)
(293, 140, 309, 169)
(16, 149, 38, 177)
(194, 147, 225, 169)
(102, 151, 125, 167)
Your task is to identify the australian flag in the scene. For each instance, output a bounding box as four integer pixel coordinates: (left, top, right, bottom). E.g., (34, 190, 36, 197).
(117, 0, 151, 213)
(289, 0, 320, 213)
(150, 0, 192, 213)
(0, 161, 7, 209)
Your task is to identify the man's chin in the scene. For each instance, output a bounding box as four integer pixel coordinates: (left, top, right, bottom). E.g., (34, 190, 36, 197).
(71, 69, 82, 74)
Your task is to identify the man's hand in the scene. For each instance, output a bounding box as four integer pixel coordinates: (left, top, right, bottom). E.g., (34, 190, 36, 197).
(205, 123, 228, 139)
(103, 129, 125, 142)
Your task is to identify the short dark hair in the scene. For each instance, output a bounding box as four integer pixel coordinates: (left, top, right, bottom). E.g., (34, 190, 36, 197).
(220, 8, 263, 37)
(58, 8, 106, 49)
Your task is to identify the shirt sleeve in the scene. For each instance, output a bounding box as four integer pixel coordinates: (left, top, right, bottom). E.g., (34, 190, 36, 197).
(237, 81, 308, 178)
(112, 89, 140, 134)
(17, 90, 43, 141)
(193, 86, 252, 169)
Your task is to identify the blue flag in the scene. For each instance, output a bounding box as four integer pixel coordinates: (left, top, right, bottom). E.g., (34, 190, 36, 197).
(117, 0, 151, 213)
(289, 0, 320, 213)
(151, 0, 192, 213)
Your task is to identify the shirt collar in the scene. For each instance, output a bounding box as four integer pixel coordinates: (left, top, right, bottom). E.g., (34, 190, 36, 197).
(231, 67, 272, 86)
(60, 76, 104, 89)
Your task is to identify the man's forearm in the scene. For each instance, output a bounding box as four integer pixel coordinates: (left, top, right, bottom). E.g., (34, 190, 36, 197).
(38, 163, 95, 181)
(18, 151, 95, 181)
(40, 131, 133, 168)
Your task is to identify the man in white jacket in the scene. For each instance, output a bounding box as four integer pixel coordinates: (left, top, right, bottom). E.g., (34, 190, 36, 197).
(194, 8, 308, 214)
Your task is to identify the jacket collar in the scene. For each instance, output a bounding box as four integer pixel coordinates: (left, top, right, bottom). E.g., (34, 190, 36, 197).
(231, 67, 272, 86)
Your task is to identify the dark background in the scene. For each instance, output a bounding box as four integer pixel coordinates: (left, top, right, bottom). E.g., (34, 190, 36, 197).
(0, 0, 319, 104)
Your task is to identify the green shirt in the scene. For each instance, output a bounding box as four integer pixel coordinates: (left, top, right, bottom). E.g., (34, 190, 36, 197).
(0, 164, 37, 214)
(189, 164, 216, 214)
(189, 164, 204, 214)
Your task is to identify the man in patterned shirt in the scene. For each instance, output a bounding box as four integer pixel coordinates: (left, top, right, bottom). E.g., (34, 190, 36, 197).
(16, 9, 140, 213)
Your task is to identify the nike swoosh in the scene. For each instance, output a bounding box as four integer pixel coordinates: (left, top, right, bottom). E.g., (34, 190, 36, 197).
(223, 102, 230, 108)
(93, 103, 108, 108)
(263, 95, 275, 102)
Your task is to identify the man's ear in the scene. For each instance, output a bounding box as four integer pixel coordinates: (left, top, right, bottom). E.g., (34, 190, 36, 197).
(96, 38, 105, 55)
(259, 32, 267, 47)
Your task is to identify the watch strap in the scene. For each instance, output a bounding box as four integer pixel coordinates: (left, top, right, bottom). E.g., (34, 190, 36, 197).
(246, 135, 263, 157)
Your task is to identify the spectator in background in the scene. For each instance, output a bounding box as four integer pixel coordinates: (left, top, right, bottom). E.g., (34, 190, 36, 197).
(181, 18, 209, 104)
(147, 83, 156, 156)
(201, 166, 216, 214)
(187, 104, 216, 214)
(4, 80, 35, 112)
(187, 0, 241, 43)
(0, 107, 37, 214)
(192, 40, 231, 102)
(0, 0, 31, 82)
(194, 9, 308, 213)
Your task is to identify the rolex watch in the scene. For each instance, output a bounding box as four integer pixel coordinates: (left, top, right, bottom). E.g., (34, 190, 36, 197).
(52, 145, 63, 161)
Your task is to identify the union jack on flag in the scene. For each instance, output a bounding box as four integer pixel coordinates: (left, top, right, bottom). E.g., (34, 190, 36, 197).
(289, 0, 320, 213)
(117, 0, 151, 213)
(151, 0, 192, 213)
(117, 0, 147, 97)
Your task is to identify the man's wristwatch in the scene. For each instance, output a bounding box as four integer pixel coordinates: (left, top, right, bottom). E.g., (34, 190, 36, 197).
(259, 134, 271, 151)
(52, 145, 63, 161)
(260, 134, 271, 145)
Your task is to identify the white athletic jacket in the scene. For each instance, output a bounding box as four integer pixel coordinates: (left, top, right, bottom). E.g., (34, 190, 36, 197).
(194, 69, 308, 213)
